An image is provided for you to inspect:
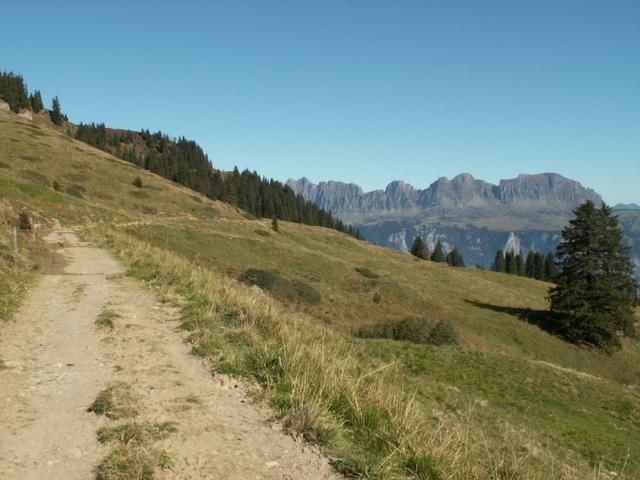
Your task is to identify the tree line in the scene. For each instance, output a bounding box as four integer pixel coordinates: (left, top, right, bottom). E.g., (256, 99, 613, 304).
(410, 236, 465, 267)
(0, 71, 65, 124)
(75, 124, 363, 238)
(492, 249, 558, 281)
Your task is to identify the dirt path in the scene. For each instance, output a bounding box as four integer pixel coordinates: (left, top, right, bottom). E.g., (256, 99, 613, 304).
(0, 231, 339, 479)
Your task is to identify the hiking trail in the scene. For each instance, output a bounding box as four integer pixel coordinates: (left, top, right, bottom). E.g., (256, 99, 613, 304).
(0, 230, 339, 479)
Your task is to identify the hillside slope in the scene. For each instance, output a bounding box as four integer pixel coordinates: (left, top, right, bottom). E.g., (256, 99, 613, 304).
(2, 110, 640, 479)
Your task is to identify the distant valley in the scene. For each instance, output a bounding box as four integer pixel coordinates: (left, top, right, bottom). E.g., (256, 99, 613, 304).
(288, 173, 640, 276)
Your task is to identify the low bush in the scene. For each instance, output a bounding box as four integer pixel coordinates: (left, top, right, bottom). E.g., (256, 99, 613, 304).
(132, 176, 143, 188)
(239, 268, 321, 304)
(427, 319, 460, 346)
(356, 317, 459, 346)
(18, 212, 31, 230)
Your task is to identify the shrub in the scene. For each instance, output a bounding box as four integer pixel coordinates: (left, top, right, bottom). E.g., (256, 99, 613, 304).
(355, 267, 380, 279)
(427, 319, 459, 346)
(132, 176, 143, 188)
(392, 317, 432, 343)
(18, 212, 31, 230)
(271, 217, 279, 232)
(239, 268, 321, 304)
(356, 317, 459, 346)
(52, 180, 62, 191)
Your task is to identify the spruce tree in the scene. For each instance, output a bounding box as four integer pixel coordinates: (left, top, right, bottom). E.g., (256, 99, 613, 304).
(515, 253, 525, 276)
(505, 251, 515, 274)
(410, 235, 429, 260)
(549, 201, 638, 351)
(544, 252, 558, 281)
(50, 96, 63, 125)
(431, 240, 446, 262)
(271, 216, 279, 232)
(0, 71, 29, 112)
(30, 90, 43, 112)
(533, 252, 544, 280)
(493, 249, 506, 272)
(446, 247, 465, 267)
(525, 251, 535, 277)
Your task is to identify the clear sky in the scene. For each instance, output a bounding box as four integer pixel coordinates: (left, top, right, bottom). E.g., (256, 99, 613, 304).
(2, 1, 639, 203)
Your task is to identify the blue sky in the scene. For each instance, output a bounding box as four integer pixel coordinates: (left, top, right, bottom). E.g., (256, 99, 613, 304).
(2, 1, 639, 203)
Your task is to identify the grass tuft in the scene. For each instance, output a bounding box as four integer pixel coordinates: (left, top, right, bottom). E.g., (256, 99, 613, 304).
(97, 421, 177, 445)
(88, 382, 140, 419)
(96, 306, 121, 329)
(95, 445, 172, 480)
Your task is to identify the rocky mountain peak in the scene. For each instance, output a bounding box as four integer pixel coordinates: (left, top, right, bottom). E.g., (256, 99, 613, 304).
(287, 172, 603, 220)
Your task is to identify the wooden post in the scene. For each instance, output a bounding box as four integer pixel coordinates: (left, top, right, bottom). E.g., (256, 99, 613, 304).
(12, 226, 18, 255)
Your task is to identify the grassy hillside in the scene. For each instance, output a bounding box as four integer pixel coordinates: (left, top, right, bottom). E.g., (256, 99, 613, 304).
(2, 109, 640, 479)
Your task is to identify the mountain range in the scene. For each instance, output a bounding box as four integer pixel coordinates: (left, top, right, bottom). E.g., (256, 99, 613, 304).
(287, 173, 640, 277)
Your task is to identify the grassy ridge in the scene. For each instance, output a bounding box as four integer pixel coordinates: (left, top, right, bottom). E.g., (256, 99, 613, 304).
(2, 109, 640, 478)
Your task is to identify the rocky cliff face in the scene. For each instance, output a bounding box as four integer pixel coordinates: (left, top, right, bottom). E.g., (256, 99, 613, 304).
(288, 173, 639, 279)
(287, 173, 602, 221)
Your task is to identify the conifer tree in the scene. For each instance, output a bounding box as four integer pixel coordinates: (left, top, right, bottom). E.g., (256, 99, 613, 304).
(30, 90, 43, 112)
(493, 249, 506, 272)
(0, 71, 29, 112)
(410, 235, 429, 260)
(549, 201, 638, 351)
(505, 251, 516, 274)
(544, 252, 558, 281)
(431, 240, 446, 262)
(525, 251, 535, 277)
(271, 216, 279, 232)
(515, 253, 525, 276)
(533, 252, 545, 280)
(50, 96, 63, 125)
(446, 247, 465, 267)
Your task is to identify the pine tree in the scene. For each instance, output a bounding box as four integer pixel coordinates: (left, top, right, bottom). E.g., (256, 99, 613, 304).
(410, 235, 429, 260)
(50, 96, 63, 125)
(0, 71, 30, 112)
(515, 253, 525, 276)
(271, 216, 279, 232)
(544, 252, 558, 281)
(431, 240, 445, 262)
(493, 249, 506, 272)
(549, 201, 638, 351)
(446, 247, 465, 267)
(525, 251, 535, 277)
(505, 251, 515, 274)
(533, 252, 545, 280)
(30, 90, 43, 112)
